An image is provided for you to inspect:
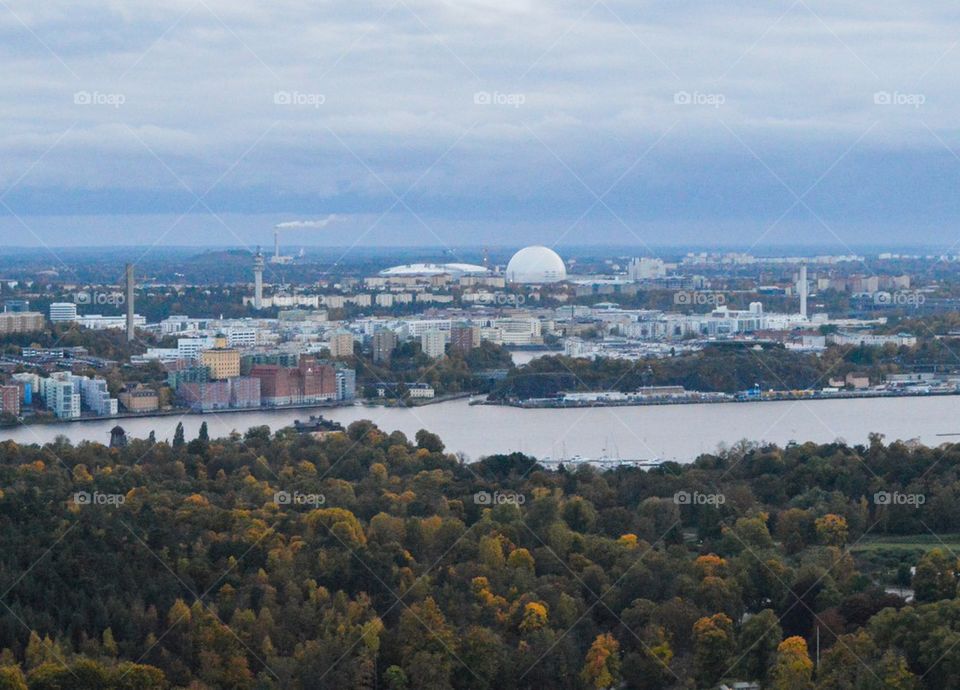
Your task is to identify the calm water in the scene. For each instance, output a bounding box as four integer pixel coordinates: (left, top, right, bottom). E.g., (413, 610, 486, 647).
(3, 396, 960, 463)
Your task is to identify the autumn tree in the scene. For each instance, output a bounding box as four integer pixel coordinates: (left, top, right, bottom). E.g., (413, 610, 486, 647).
(580, 633, 621, 690)
(769, 636, 813, 690)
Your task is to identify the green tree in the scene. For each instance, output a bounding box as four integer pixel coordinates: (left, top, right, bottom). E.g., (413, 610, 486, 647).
(913, 548, 958, 602)
(173, 422, 185, 448)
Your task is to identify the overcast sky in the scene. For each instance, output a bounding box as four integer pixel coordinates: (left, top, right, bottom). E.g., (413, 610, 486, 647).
(2, 1, 960, 250)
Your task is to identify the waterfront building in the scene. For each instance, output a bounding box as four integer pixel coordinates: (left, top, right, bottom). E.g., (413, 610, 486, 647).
(336, 367, 356, 401)
(179, 380, 231, 412)
(407, 383, 435, 399)
(200, 336, 241, 380)
(39, 375, 80, 419)
(118, 384, 160, 412)
(229, 376, 261, 408)
(0, 385, 20, 416)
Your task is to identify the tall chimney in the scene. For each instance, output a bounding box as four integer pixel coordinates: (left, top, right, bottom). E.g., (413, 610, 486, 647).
(125, 263, 135, 342)
(799, 264, 808, 319)
(253, 249, 264, 309)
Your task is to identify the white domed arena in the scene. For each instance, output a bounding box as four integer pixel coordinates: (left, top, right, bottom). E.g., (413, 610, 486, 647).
(505, 246, 567, 284)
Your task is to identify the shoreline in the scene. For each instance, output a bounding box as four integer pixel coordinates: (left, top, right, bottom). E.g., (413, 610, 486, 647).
(480, 388, 960, 408)
(3, 391, 477, 429)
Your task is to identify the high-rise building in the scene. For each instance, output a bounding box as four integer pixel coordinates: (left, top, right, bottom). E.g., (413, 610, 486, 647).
(421, 330, 448, 358)
(450, 323, 480, 353)
(200, 336, 241, 380)
(327, 330, 355, 358)
(336, 367, 356, 401)
(0, 312, 44, 335)
(80, 377, 118, 416)
(628, 257, 667, 280)
(371, 329, 397, 363)
(49, 303, 77, 323)
(39, 375, 81, 419)
(0, 385, 20, 416)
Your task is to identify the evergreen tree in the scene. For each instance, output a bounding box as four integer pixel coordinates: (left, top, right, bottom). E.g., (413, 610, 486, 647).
(173, 422, 185, 448)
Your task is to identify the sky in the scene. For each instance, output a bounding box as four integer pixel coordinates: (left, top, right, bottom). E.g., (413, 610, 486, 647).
(2, 1, 960, 251)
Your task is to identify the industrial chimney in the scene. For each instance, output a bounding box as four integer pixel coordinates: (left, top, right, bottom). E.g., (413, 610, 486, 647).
(125, 263, 135, 342)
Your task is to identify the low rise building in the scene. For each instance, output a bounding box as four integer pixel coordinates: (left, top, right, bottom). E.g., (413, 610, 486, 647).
(118, 384, 160, 412)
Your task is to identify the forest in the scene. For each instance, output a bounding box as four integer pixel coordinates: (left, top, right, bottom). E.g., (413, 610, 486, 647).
(0, 424, 959, 688)
(490, 340, 960, 400)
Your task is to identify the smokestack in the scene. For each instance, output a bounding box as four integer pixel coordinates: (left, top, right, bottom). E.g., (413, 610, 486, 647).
(253, 249, 264, 309)
(125, 263, 135, 342)
(799, 264, 808, 319)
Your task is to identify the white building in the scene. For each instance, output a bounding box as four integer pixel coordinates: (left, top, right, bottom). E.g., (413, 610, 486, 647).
(628, 257, 667, 280)
(75, 314, 146, 331)
(49, 303, 78, 322)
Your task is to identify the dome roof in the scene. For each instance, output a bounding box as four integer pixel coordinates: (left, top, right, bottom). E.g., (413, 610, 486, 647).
(505, 246, 567, 284)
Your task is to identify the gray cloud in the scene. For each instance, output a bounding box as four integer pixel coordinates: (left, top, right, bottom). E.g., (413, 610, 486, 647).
(1, 1, 959, 247)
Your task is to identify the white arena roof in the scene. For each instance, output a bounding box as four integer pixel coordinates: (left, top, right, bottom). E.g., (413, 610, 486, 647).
(379, 262, 489, 277)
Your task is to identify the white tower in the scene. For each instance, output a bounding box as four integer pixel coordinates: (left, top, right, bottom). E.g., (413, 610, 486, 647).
(799, 264, 808, 319)
(125, 263, 135, 342)
(253, 249, 264, 309)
